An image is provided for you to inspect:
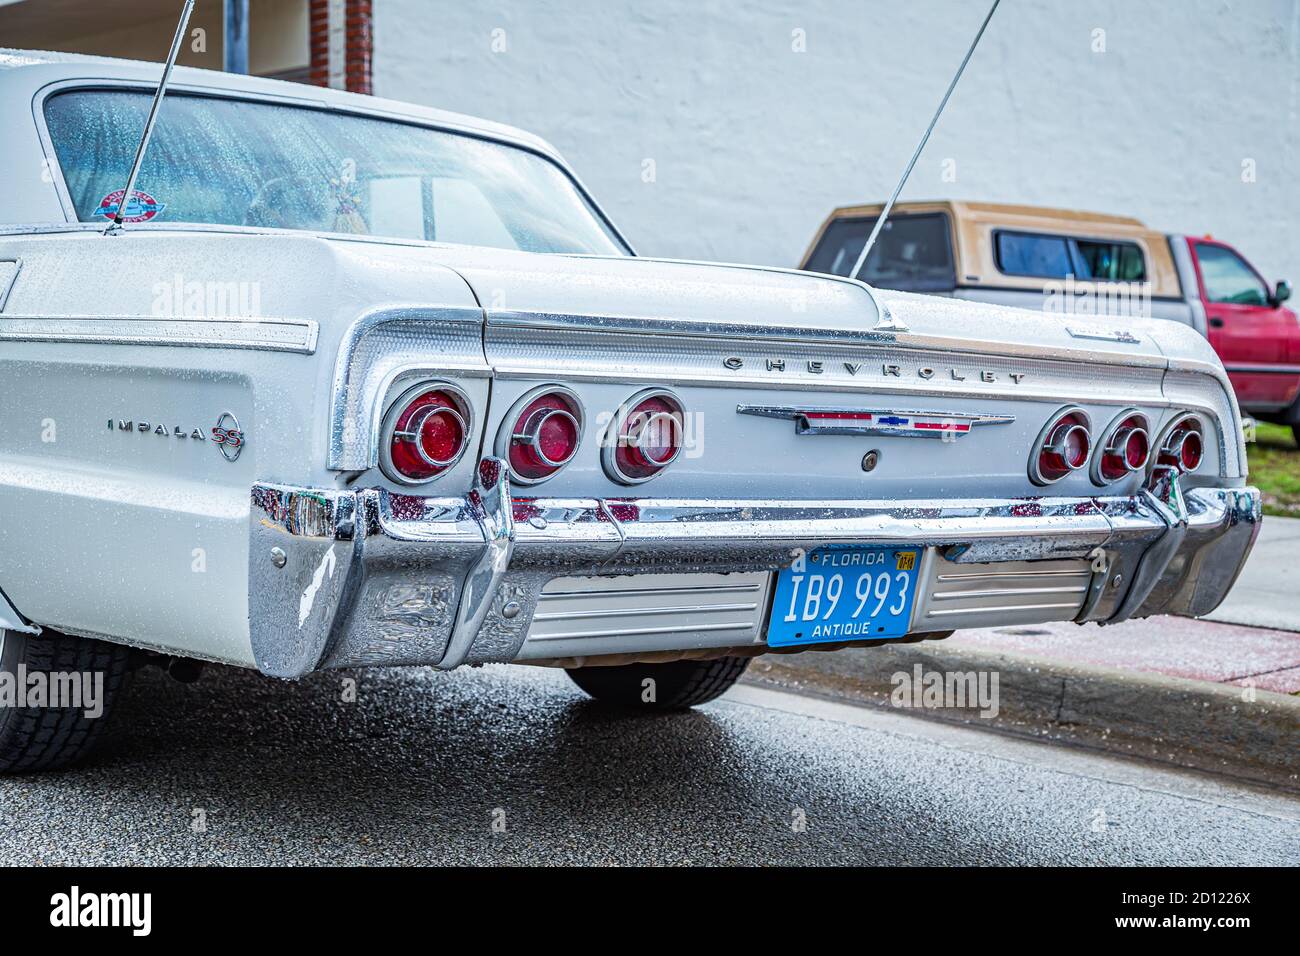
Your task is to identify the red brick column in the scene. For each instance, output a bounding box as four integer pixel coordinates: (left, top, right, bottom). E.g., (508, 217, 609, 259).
(309, 0, 373, 94)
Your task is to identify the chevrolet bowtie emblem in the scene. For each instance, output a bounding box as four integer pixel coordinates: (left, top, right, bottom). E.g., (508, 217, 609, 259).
(735, 405, 1015, 439)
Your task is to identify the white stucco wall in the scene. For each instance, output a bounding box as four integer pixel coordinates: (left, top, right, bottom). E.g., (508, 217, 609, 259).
(375, 0, 1300, 286)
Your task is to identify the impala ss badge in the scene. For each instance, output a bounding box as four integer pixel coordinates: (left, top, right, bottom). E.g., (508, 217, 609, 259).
(212, 411, 244, 462)
(736, 404, 1014, 439)
(106, 411, 244, 461)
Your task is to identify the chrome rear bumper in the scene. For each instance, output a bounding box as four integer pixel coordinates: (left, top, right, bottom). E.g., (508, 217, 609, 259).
(248, 458, 1261, 678)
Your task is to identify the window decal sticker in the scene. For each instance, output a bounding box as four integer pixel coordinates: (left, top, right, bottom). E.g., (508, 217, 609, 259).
(95, 189, 165, 223)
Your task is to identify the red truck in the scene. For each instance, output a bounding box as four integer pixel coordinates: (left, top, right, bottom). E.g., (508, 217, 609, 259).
(801, 201, 1300, 439)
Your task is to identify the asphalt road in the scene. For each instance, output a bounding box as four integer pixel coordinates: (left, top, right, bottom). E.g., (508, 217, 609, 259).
(1, 661, 1297, 865)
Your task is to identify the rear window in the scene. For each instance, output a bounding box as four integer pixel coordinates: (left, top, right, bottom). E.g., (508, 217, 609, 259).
(995, 230, 1146, 281)
(803, 213, 956, 292)
(42, 89, 628, 255)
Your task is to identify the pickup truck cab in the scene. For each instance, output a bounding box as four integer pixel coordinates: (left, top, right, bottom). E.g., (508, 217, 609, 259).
(801, 201, 1300, 438)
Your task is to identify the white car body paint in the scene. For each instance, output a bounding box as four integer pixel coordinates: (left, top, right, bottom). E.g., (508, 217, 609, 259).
(0, 51, 1259, 675)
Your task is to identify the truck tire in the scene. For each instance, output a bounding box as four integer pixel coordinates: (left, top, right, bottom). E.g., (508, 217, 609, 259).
(0, 627, 132, 773)
(566, 655, 750, 710)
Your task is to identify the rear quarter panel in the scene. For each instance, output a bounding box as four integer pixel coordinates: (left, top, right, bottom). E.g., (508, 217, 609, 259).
(0, 231, 479, 664)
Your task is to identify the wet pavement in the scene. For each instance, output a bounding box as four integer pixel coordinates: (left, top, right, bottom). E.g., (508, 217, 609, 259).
(0, 661, 1296, 865)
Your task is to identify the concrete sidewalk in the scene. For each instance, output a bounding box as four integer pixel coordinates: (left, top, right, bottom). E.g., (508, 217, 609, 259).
(745, 613, 1300, 790)
(1205, 515, 1299, 633)
(947, 617, 1300, 693)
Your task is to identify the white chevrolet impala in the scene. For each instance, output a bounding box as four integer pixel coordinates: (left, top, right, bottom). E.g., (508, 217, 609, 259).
(0, 50, 1260, 771)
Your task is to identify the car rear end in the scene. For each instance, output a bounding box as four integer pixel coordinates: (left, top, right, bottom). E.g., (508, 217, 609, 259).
(248, 251, 1261, 678)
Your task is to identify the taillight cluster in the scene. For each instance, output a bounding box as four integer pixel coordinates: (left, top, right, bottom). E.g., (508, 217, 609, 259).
(1154, 413, 1205, 473)
(1092, 410, 1151, 485)
(1029, 406, 1092, 485)
(601, 388, 686, 484)
(497, 386, 584, 485)
(1029, 406, 1204, 488)
(380, 383, 471, 485)
(380, 383, 687, 487)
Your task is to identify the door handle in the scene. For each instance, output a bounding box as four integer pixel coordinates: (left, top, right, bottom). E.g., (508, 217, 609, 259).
(1209, 317, 1224, 328)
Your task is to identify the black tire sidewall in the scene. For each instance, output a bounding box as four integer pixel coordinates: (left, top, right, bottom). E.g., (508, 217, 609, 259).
(0, 628, 24, 739)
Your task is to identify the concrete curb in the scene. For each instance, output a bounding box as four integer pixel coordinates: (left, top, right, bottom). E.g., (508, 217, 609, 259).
(742, 642, 1300, 792)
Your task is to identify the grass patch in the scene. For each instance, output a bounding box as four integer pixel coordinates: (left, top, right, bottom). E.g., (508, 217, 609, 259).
(1247, 422, 1300, 517)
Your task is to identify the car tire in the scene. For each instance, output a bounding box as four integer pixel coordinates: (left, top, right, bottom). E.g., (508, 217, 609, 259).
(0, 627, 132, 773)
(566, 655, 750, 710)
(1292, 424, 1299, 448)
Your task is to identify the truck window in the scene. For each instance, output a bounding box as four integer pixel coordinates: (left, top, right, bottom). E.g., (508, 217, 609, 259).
(994, 231, 1073, 278)
(1196, 244, 1269, 306)
(996, 231, 1146, 282)
(1073, 238, 1145, 281)
(803, 213, 955, 292)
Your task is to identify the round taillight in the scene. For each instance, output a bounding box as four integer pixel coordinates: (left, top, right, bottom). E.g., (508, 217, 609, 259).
(603, 388, 686, 484)
(497, 386, 584, 485)
(1029, 406, 1092, 486)
(1155, 413, 1206, 475)
(380, 383, 471, 484)
(1092, 410, 1151, 485)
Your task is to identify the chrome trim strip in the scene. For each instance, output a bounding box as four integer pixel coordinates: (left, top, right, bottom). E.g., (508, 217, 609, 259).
(537, 582, 762, 600)
(533, 602, 760, 621)
(530, 621, 758, 642)
(930, 585, 1088, 601)
(1223, 363, 1300, 375)
(925, 602, 1082, 618)
(736, 403, 1013, 438)
(0, 313, 318, 353)
(487, 309, 1172, 366)
(936, 569, 1087, 581)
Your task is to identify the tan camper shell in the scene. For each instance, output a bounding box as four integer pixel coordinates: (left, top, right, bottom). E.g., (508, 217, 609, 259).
(801, 200, 1185, 319)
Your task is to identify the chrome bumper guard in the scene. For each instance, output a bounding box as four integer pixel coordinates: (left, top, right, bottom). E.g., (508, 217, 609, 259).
(248, 458, 1262, 678)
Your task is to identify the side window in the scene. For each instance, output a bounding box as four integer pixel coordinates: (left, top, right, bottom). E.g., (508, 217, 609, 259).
(994, 231, 1073, 278)
(1073, 238, 1146, 281)
(1196, 244, 1269, 306)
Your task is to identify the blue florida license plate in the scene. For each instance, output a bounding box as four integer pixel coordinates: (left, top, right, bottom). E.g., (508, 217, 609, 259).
(767, 546, 921, 647)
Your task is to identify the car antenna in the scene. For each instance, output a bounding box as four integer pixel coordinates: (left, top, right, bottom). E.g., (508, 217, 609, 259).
(846, 0, 1000, 282)
(104, 0, 195, 236)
